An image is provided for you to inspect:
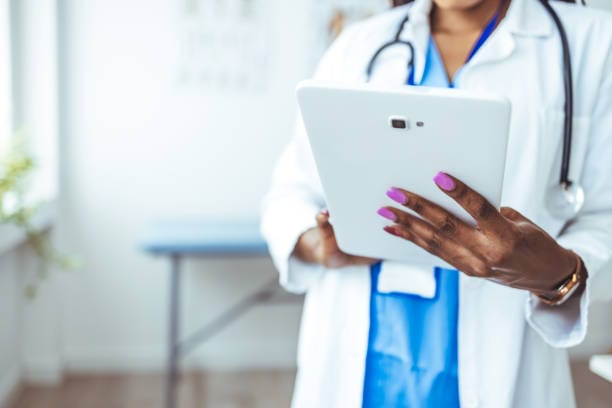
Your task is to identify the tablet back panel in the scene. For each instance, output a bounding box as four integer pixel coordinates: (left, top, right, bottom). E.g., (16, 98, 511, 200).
(297, 81, 511, 263)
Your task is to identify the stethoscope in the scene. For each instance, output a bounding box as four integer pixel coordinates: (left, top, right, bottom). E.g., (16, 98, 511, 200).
(366, 0, 584, 219)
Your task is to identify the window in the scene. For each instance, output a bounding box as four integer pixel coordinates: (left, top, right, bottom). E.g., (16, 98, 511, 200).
(8, 0, 59, 202)
(0, 0, 58, 251)
(0, 0, 11, 153)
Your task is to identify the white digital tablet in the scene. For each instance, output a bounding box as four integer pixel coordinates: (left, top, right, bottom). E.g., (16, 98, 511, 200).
(296, 80, 511, 263)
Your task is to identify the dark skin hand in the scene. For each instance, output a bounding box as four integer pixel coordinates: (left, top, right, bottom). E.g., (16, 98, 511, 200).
(293, 210, 378, 269)
(380, 172, 584, 297)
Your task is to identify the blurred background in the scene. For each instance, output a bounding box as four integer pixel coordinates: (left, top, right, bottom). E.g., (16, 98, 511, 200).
(0, 0, 611, 407)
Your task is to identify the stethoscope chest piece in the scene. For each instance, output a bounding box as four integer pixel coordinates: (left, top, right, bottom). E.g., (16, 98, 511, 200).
(545, 182, 585, 219)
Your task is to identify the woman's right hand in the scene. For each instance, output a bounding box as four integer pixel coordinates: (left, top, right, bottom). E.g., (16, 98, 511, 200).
(292, 210, 379, 268)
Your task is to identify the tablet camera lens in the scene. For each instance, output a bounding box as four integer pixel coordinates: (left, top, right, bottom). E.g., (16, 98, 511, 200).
(391, 119, 407, 129)
(416, 121, 424, 127)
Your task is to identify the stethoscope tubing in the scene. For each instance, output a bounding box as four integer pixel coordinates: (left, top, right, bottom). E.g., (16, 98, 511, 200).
(539, 0, 574, 186)
(365, 15, 414, 80)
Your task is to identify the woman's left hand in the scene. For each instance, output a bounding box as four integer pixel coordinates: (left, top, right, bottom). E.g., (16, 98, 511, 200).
(379, 172, 580, 296)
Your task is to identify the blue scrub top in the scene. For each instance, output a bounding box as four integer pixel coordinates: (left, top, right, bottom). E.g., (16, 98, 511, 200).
(363, 264, 460, 408)
(362, 13, 501, 406)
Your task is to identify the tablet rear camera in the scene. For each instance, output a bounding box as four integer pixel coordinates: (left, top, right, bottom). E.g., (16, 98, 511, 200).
(390, 117, 408, 129)
(391, 119, 406, 129)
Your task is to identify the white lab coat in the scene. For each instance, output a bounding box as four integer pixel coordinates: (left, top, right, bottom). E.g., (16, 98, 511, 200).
(261, 0, 612, 406)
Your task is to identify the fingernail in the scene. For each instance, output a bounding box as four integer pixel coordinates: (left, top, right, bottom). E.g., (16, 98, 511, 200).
(386, 187, 407, 204)
(384, 226, 400, 236)
(434, 172, 456, 191)
(377, 207, 397, 221)
(319, 209, 329, 216)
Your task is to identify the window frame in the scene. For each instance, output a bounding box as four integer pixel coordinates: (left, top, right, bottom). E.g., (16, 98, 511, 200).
(8, 0, 59, 204)
(0, 0, 11, 152)
(0, 0, 59, 252)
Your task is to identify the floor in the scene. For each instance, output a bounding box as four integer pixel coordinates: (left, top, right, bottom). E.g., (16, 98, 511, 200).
(571, 361, 612, 408)
(7, 364, 612, 408)
(7, 370, 295, 408)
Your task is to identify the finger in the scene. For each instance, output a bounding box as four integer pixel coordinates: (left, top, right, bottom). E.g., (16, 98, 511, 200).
(433, 172, 507, 234)
(380, 211, 458, 263)
(384, 188, 477, 241)
(500, 207, 532, 224)
(384, 223, 488, 277)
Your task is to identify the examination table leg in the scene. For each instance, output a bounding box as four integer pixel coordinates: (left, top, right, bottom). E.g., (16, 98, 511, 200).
(166, 255, 181, 408)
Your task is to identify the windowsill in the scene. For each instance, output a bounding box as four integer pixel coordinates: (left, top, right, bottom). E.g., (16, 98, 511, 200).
(0, 198, 58, 257)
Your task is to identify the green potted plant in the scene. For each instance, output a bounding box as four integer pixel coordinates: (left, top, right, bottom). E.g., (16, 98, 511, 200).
(0, 139, 76, 297)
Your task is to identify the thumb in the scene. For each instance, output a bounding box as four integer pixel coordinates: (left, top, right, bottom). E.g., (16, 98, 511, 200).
(315, 209, 336, 239)
(315, 209, 331, 227)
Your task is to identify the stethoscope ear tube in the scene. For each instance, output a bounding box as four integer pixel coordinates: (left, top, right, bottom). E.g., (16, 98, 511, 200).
(366, 15, 414, 81)
(366, 39, 415, 81)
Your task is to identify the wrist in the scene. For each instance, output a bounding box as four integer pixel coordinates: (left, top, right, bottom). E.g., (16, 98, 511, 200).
(534, 251, 587, 306)
(548, 250, 580, 291)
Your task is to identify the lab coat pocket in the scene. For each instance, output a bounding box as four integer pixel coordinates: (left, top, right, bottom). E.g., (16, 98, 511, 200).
(538, 109, 592, 233)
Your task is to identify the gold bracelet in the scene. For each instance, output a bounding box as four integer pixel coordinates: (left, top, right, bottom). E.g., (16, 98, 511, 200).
(535, 252, 584, 306)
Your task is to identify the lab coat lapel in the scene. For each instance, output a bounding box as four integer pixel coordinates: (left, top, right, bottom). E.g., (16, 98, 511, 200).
(450, 0, 552, 82)
(464, 0, 553, 71)
(464, 29, 515, 71)
(504, 0, 553, 38)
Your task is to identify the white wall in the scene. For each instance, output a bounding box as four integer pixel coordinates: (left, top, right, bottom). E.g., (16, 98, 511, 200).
(55, 0, 311, 372)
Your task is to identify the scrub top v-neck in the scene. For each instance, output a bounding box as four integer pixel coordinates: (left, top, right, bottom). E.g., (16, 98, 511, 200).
(362, 11, 502, 408)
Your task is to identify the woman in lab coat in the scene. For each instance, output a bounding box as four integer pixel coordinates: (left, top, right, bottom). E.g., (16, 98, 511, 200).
(261, 0, 612, 406)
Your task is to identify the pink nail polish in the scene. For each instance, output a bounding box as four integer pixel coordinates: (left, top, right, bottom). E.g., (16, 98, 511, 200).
(377, 207, 397, 221)
(386, 187, 407, 204)
(434, 172, 456, 191)
(384, 226, 400, 236)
